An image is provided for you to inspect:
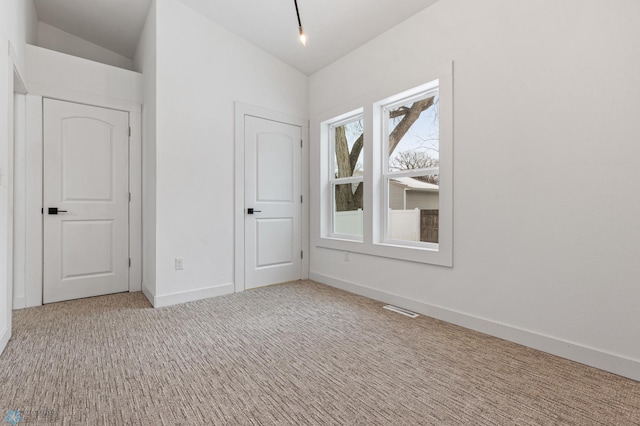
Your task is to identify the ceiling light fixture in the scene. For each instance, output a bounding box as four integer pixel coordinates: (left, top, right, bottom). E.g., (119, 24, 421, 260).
(293, 0, 307, 46)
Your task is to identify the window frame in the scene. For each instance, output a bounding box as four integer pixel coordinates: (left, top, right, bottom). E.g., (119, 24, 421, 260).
(381, 85, 440, 250)
(324, 109, 365, 242)
(315, 62, 453, 267)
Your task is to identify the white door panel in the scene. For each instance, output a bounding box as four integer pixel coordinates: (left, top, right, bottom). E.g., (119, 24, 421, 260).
(256, 218, 294, 267)
(61, 118, 115, 201)
(245, 116, 301, 289)
(43, 99, 129, 303)
(256, 134, 293, 202)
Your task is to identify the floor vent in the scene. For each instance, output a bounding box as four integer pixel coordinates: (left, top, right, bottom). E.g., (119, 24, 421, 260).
(383, 305, 419, 318)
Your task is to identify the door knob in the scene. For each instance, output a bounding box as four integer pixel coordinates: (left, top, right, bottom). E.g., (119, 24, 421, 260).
(48, 207, 68, 215)
(247, 208, 262, 215)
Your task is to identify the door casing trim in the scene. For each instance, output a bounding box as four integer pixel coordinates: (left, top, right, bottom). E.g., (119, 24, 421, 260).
(19, 94, 141, 307)
(234, 103, 309, 293)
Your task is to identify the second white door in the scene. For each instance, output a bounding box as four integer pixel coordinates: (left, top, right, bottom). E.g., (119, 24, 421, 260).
(43, 99, 130, 304)
(244, 115, 302, 290)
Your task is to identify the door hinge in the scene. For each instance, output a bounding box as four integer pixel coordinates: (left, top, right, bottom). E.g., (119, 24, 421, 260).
(129, 258, 131, 267)
(301, 251, 303, 259)
(300, 195, 303, 203)
(129, 127, 131, 137)
(129, 192, 132, 202)
(300, 139, 303, 148)
(41, 208, 43, 214)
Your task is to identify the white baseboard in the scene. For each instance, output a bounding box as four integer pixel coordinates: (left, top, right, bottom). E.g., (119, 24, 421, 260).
(141, 281, 155, 306)
(0, 326, 10, 355)
(152, 283, 234, 308)
(310, 272, 640, 382)
(12, 296, 26, 310)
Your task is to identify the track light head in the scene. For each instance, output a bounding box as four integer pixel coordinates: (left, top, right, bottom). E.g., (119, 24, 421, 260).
(299, 26, 307, 46)
(294, 0, 307, 46)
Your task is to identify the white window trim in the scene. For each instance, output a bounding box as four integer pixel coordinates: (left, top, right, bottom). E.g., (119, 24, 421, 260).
(315, 62, 453, 267)
(381, 84, 440, 251)
(323, 109, 365, 242)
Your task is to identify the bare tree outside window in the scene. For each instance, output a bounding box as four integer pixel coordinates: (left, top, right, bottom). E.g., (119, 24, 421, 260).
(333, 119, 364, 212)
(389, 151, 439, 185)
(333, 95, 438, 211)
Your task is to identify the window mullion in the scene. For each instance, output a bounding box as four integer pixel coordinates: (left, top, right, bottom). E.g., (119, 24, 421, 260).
(385, 167, 439, 179)
(331, 176, 363, 185)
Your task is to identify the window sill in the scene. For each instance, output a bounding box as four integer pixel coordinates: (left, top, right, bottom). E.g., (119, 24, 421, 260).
(316, 236, 452, 267)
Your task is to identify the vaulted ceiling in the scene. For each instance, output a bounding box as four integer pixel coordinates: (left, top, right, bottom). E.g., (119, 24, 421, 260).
(34, 0, 440, 75)
(175, 0, 440, 74)
(34, 0, 153, 58)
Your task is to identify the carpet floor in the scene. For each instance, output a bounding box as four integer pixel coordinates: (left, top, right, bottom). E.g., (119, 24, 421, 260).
(0, 281, 638, 425)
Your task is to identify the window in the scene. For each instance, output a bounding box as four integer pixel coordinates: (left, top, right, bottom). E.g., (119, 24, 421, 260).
(382, 86, 440, 249)
(316, 62, 452, 266)
(329, 113, 364, 239)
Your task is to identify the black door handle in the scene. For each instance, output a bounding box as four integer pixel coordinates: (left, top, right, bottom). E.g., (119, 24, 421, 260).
(48, 207, 68, 215)
(247, 208, 262, 215)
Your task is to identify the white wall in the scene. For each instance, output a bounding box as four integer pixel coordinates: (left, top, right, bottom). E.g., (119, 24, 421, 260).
(134, 0, 158, 302)
(0, 0, 12, 353)
(309, 0, 640, 380)
(6, 0, 38, 75)
(149, 0, 307, 306)
(25, 45, 142, 106)
(1, 0, 37, 353)
(37, 22, 134, 71)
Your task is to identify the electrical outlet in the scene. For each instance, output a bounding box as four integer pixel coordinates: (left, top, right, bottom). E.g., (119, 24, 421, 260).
(175, 257, 184, 270)
(344, 252, 350, 262)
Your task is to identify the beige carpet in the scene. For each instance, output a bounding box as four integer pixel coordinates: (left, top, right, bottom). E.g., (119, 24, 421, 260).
(0, 281, 638, 425)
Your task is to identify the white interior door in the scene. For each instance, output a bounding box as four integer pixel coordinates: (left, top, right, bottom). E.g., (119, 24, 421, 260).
(43, 99, 129, 304)
(245, 115, 302, 290)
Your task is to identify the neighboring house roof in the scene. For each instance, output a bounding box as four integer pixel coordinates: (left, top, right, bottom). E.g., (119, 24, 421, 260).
(390, 177, 439, 192)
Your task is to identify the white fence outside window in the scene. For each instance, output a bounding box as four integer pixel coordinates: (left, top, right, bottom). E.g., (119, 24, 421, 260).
(334, 209, 421, 241)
